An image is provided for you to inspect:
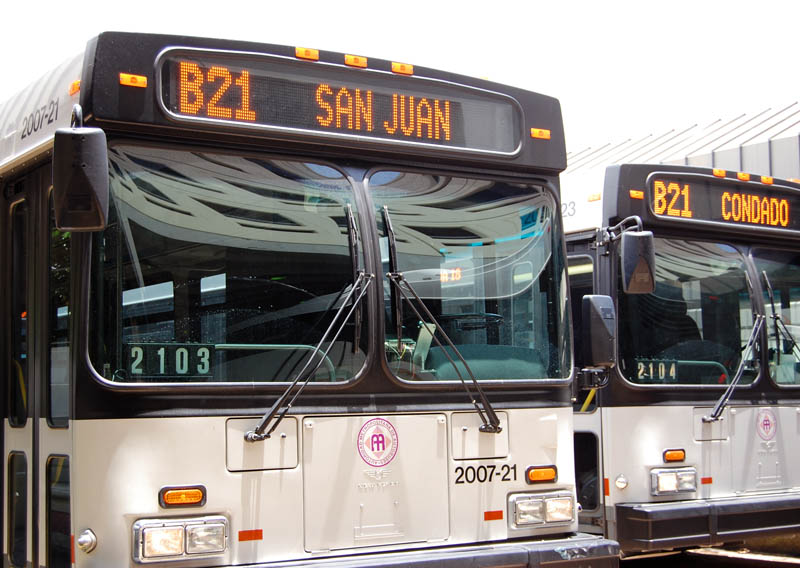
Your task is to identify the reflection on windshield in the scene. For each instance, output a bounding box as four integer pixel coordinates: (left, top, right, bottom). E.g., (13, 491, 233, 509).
(619, 239, 755, 386)
(90, 145, 366, 383)
(755, 249, 800, 385)
(371, 171, 570, 381)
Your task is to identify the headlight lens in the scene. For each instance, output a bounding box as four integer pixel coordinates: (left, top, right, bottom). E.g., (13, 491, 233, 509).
(134, 515, 227, 563)
(186, 523, 226, 554)
(143, 526, 184, 558)
(510, 491, 574, 528)
(651, 467, 697, 495)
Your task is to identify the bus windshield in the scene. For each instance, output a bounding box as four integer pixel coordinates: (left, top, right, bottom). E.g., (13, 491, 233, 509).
(90, 144, 367, 383)
(754, 248, 800, 385)
(618, 238, 756, 386)
(372, 171, 570, 382)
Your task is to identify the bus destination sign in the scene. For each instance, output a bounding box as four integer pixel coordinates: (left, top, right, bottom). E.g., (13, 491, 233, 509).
(158, 49, 521, 154)
(649, 174, 800, 232)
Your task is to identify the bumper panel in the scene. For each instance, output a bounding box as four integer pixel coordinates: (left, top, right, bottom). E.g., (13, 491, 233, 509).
(236, 535, 619, 567)
(616, 492, 800, 553)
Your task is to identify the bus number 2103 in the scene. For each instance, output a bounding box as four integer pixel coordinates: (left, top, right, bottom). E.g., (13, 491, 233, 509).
(127, 344, 214, 378)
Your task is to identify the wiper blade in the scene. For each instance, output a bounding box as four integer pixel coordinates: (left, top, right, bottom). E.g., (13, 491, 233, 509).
(345, 204, 362, 352)
(386, 271, 502, 434)
(382, 206, 402, 352)
(703, 313, 764, 423)
(762, 270, 800, 364)
(245, 271, 374, 442)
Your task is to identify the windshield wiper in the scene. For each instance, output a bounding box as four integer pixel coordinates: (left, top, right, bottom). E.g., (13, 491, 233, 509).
(703, 313, 764, 423)
(381, 205, 403, 352)
(345, 204, 363, 352)
(245, 271, 374, 442)
(381, 207, 501, 434)
(762, 270, 800, 365)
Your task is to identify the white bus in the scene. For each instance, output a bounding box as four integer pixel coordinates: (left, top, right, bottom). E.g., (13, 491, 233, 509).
(0, 32, 618, 567)
(566, 163, 800, 555)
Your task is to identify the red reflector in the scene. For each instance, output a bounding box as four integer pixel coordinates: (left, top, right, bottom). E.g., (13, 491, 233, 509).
(603, 478, 610, 496)
(484, 510, 503, 521)
(701, 477, 713, 485)
(239, 529, 263, 542)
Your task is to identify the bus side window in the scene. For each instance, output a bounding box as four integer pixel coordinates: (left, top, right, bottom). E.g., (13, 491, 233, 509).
(567, 256, 594, 370)
(10, 201, 28, 427)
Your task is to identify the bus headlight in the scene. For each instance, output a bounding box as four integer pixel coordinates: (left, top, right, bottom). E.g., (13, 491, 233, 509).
(510, 491, 574, 528)
(133, 515, 227, 563)
(650, 467, 697, 495)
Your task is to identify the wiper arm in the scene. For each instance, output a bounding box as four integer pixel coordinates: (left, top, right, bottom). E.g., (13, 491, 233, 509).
(762, 270, 800, 364)
(382, 206, 402, 352)
(245, 271, 374, 442)
(703, 313, 764, 423)
(345, 204, 363, 352)
(386, 271, 502, 434)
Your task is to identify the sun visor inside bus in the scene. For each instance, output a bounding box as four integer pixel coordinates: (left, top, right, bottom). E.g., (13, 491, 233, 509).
(52, 127, 109, 231)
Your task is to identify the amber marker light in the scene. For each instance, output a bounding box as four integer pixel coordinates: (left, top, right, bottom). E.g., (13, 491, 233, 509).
(761, 176, 774, 185)
(737, 172, 751, 182)
(119, 73, 148, 88)
(713, 168, 726, 178)
(392, 62, 414, 75)
(526, 465, 557, 484)
(159, 485, 206, 508)
(530, 128, 551, 140)
(588, 193, 601, 202)
(663, 449, 686, 463)
(344, 54, 367, 68)
(69, 80, 81, 96)
(295, 47, 319, 61)
(629, 189, 645, 200)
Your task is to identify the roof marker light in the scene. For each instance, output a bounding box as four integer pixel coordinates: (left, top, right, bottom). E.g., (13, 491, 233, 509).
(588, 193, 601, 202)
(69, 80, 81, 96)
(737, 172, 751, 181)
(530, 128, 551, 140)
(392, 62, 413, 75)
(761, 175, 774, 185)
(344, 54, 367, 68)
(295, 47, 319, 61)
(629, 189, 644, 200)
(119, 73, 148, 88)
(713, 168, 726, 178)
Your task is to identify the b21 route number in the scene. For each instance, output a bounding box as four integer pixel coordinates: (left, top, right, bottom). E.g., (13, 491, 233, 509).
(454, 464, 517, 484)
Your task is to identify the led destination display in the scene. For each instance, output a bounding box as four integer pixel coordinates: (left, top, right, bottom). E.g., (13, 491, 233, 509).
(159, 50, 521, 154)
(649, 175, 800, 231)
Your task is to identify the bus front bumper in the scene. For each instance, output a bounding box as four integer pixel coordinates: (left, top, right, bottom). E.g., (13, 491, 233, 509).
(616, 492, 800, 553)
(239, 534, 619, 567)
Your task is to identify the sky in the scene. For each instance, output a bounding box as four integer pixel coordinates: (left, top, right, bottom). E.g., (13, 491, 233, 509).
(2, 0, 799, 152)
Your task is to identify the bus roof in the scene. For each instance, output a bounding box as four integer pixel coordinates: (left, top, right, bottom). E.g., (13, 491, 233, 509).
(1, 32, 567, 177)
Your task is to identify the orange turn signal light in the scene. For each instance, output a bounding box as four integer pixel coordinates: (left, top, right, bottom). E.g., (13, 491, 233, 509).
(69, 80, 81, 96)
(344, 54, 367, 68)
(526, 465, 557, 484)
(629, 189, 644, 200)
(159, 486, 206, 508)
(713, 169, 726, 178)
(119, 73, 148, 88)
(663, 449, 686, 463)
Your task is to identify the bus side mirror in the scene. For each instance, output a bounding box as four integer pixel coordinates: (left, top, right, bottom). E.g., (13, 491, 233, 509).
(620, 230, 655, 294)
(582, 295, 616, 369)
(52, 127, 109, 231)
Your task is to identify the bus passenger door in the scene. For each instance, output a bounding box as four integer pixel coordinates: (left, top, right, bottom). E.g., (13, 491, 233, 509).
(4, 178, 34, 568)
(567, 253, 607, 534)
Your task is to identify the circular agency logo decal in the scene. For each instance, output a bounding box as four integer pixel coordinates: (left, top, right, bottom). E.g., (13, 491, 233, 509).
(756, 408, 778, 441)
(357, 418, 398, 467)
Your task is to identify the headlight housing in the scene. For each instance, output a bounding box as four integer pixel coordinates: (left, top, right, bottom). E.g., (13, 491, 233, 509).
(650, 467, 697, 496)
(133, 515, 227, 563)
(509, 491, 574, 528)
